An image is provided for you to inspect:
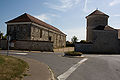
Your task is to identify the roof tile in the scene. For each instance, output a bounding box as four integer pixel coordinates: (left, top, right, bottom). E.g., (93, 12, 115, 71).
(6, 13, 66, 35)
(86, 10, 109, 18)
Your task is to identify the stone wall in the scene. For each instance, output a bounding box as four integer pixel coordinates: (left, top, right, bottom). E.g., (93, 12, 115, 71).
(86, 15, 108, 42)
(75, 43, 94, 53)
(93, 30, 120, 53)
(75, 30, 120, 54)
(7, 23, 66, 49)
(0, 40, 53, 51)
(117, 30, 120, 39)
(0, 40, 7, 49)
(7, 24, 31, 40)
(30, 23, 66, 48)
(12, 40, 53, 51)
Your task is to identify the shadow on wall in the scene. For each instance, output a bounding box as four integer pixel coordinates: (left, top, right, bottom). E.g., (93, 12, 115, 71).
(0, 40, 53, 52)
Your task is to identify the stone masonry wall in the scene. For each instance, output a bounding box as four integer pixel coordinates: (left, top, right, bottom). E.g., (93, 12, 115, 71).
(75, 43, 93, 53)
(7, 24, 31, 40)
(12, 40, 53, 51)
(31, 24, 66, 48)
(7, 23, 66, 49)
(86, 15, 108, 42)
(0, 40, 8, 49)
(75, 30, 120, 53)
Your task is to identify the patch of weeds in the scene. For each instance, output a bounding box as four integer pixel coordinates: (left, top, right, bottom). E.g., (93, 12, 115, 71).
(64, 51, 82, 56)
(0, 55, 29, 80)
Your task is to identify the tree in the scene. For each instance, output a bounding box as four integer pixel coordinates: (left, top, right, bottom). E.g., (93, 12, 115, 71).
(66, 41, 71, 44)
(66, 41, 74, 47)
(71, 36, 78, 44)
(80, 40, 87, 43)
(2, 34, 7, 40)
(0, 32, 7, 40)
(0, 32, 3, 39)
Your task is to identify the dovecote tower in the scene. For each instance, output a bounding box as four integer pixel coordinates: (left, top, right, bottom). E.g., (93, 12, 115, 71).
(86, 10, 109, 42)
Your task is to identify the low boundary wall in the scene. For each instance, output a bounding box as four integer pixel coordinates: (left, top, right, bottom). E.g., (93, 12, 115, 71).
(0, 40, 53, 52)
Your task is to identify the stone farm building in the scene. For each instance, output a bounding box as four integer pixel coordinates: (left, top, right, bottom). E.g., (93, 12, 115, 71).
(75, 10, 120, 54)
(5, 13, 66, 51)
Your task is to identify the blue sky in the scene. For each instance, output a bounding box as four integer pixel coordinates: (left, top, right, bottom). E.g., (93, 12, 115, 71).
(0, 0, 120, 41)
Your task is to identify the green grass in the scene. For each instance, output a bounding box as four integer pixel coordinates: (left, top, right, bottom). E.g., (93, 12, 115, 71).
(0, 55, 29, 80)
(64, 51, 82, 56)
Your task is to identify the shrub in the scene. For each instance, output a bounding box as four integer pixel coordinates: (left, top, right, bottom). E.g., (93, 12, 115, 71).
(64, 51, 82, 56)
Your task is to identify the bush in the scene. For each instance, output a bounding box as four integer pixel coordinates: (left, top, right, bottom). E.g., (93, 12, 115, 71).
(79, 40, 92, 44)
(66, 43, 74, 47)
(66, 41, 74, 47)
(80, 40, 87, 43)
(64, 51, 82, 56)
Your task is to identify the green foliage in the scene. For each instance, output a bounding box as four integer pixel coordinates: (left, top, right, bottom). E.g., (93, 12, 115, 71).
(80, 40, 92, 44)
(66, 41, 71, 44)
(66, 41, 74, 47)
(64, 51, 82, 56)
(80, 40, 87, 43)
(3, 34, 7, 39)
(0, 32, 7, 40)
(0, 32, 3, 39)
(71, 36, 78, 44)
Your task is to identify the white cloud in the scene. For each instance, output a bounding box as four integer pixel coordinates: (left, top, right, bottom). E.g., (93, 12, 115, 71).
(83, 0, 88, 12)
(112, 14, 120, 17)
(109, 0, 120, 6)
(34, 13, 60, 24)
(63, 27, 86, 41)
(44, 0, 81, 11)
(34, 14, 49, 21)
(47, 14, 60, 18)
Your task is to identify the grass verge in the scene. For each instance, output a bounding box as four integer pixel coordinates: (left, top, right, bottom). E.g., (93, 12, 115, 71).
(0, 55, 29, 80)
(64, 51, 82, 56)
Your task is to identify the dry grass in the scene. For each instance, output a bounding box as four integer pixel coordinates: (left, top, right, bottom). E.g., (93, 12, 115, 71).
(0, 55, 29, 80)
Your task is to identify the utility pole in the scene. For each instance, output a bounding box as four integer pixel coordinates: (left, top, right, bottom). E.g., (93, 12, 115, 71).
(7, 35, 10, 56)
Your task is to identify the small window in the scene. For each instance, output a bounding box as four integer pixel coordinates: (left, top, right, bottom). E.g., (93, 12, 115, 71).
(40, 29, 42, 38)
(17, 27, 19, 31)
(49, 36, 52, 41)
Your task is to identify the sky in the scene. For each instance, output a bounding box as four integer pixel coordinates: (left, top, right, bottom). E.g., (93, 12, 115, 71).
(0, 0, 120, 41)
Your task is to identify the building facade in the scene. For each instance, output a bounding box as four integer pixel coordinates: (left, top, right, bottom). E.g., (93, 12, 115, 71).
(6, 13, 66, 48)
(75, 10, 120, 53)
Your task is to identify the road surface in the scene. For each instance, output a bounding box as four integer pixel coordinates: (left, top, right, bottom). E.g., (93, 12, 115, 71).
(0, 50, 120, 80)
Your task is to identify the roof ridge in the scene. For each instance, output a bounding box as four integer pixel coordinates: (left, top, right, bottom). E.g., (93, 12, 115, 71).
(6, 13, 66, 35)
(5, 13, 32, 23)
(24, 13, 65, 34)
(24, 13, 33, 22)
(86, 9, 109, 18)
(104, 25, 116, 31)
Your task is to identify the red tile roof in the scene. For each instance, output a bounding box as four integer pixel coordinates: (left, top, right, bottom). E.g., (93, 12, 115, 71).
(6, 13, 66, 35)
(104, 25, 117, 31)
(86, 10, 109, 18)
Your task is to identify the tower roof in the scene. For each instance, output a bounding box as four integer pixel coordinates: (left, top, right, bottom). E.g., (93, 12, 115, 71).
(86, 10, 109, 18)
(6, 13, 66, 35)
(104, 25, 117, 31)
